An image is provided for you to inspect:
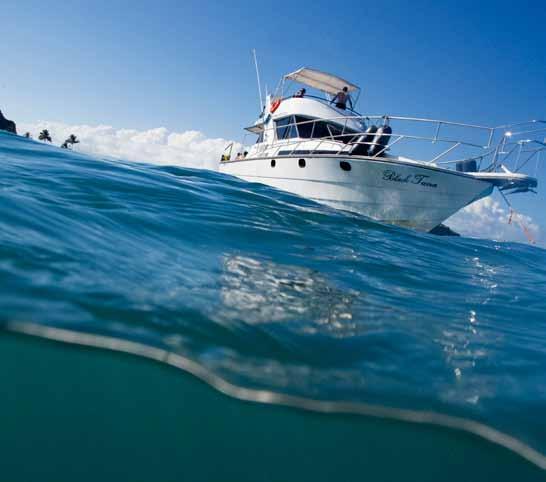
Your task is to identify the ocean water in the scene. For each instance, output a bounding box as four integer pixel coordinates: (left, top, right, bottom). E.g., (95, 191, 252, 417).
(1, 130, 545, 480)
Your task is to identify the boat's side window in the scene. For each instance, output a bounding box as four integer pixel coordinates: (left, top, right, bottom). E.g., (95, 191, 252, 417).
(298, 158, 306, 168)
(342, 128, 360, 144)
(275, 117, 290, 140)
(292, 116, 357, 142)
(271, 159, 276, 167)
(286, 119, 298, 139)
(275, 116, 298, 140)
(281, 116, 359, 142)
(312, 121, 330, 139)
(295, 116, 314, 138)
(328, 123, 343, 141)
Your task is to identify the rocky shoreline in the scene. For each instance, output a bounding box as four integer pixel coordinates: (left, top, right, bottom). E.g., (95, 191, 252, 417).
(0, 110, 17, 134)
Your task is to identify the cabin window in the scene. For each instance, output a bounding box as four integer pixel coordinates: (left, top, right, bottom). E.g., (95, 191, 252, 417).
(271, 159, 276, 167)
(312, 121, 330, 139)
(276, 117, 290, 139)
(340, 161, 351, 171)
(295, 116, 314, 138)
(275, 116, 298, 140)
(277, 116, 359, 142)
(298, 158, 306, 168)
(328, 124, 344, 141)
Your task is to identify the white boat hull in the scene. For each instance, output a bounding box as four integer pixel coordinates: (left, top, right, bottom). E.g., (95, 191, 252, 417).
(219, 155, 494, 231)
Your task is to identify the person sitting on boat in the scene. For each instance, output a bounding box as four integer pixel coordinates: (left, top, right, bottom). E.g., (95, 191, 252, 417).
(331, 86, 353, 110)
(293, 88, 306, 98)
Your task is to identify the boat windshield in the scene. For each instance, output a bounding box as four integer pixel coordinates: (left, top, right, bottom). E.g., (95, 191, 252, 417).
(275, 115, 359, 143)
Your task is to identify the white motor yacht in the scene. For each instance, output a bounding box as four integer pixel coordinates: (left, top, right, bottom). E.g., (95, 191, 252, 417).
(219, 67, 543, 232)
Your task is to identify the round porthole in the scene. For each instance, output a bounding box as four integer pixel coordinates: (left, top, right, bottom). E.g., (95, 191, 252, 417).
(340, 161, 351, 171)
(271, 159, 276, 167)
(298, 158, 306, 168)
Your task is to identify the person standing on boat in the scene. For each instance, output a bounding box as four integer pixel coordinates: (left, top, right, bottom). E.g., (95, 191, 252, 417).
(294, 88, 306, 98)
(331, 86, 353, 110)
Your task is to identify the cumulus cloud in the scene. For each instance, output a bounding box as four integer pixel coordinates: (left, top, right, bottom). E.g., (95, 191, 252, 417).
(446, 196, 542, 246)
(19, 120, 240, 171)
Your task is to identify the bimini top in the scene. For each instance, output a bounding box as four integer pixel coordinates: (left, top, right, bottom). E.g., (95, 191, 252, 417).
(284, 67, 359, 96)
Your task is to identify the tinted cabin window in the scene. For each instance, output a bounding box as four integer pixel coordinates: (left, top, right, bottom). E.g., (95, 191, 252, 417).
(271, 159, 276, 167)
(328, 124, 344, 141)
(328, 122, 357, 143)
(298, 158, 306, 168)
(286, 123, 297, 139)
(312, 121, 330, 139)
(285, 116, 359, 142)
(276, 116, 297, 140)
(275, 117, 290, 140)
(295, 116, 313, 138)
(340, 161, 351, 171)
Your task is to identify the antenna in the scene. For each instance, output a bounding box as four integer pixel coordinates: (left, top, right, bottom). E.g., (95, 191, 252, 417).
(252, 49, 264, 111)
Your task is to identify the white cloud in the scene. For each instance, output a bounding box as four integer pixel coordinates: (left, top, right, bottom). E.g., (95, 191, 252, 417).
(19, 121, 239, 171)
(446, 196, 543, 246)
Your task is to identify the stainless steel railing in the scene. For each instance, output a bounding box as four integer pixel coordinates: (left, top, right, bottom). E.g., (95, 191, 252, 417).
(230, 114, 546, 173)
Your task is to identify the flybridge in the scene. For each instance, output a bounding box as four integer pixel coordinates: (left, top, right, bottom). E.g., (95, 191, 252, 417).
(244, 67, 364, 135)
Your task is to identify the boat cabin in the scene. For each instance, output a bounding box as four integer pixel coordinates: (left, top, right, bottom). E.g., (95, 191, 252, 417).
(227, 67, 393, 160)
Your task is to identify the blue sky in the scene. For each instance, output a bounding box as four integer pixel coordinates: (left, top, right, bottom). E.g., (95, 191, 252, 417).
(2, 0, 545, 234)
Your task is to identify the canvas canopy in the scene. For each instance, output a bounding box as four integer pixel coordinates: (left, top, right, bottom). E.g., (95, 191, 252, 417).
(284, 67, 359, 96)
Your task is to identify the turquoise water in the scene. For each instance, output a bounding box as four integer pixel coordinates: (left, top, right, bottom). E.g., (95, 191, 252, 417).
(1, 131, 545, 477)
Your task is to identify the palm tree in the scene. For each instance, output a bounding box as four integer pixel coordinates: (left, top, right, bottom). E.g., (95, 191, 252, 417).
(38, 129, 52, 142)
(61, 141, 68, 149)
(63, 134, 80, 149)
(67, 134, 80, 147)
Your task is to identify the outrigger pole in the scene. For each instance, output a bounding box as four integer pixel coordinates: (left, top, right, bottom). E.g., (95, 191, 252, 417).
(252, 49, 264, 112)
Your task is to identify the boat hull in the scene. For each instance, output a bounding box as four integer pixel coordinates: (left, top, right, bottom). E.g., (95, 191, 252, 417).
(219, 155, 494, 231)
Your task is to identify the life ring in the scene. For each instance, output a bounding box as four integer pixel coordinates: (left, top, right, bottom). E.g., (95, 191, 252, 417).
(270, 99, 281, 113)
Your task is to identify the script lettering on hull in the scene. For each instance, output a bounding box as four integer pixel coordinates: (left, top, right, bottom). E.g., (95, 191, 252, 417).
(382, 170, 438, 188)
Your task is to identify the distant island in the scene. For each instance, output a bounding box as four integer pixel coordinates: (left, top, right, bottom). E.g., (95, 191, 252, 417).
(0, 111, 81, 150)
(0, 110, 17, 134)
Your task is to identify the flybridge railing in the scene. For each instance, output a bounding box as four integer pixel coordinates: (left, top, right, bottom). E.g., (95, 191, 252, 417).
(235, 115, 546, 174)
